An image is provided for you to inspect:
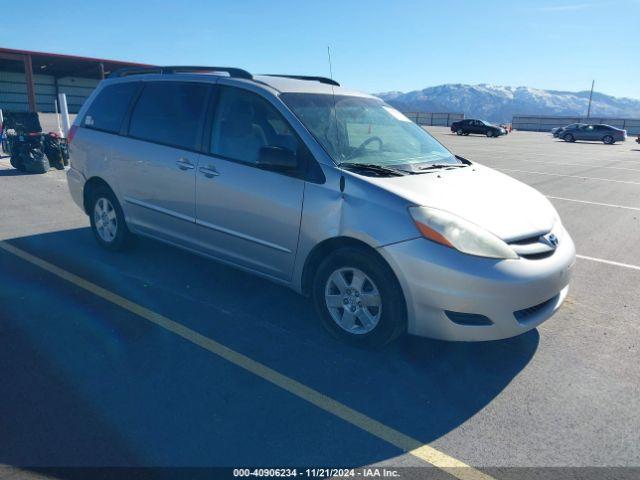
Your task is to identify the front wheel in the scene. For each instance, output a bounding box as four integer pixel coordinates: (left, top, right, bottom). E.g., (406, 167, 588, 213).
(602, 135, 614, 144)
(456, 128, 464, 135)
(563, 133, 575, 142)
(312, 247, 406, 347)
(89, 186, 132, 251)
(486, 130, 494, 137)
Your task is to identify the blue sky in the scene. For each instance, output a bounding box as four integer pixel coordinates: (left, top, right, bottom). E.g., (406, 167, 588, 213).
(2, 0, 639, 98)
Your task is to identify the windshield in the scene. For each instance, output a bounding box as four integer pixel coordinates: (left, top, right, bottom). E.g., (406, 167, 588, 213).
(281, 93, 458, 169)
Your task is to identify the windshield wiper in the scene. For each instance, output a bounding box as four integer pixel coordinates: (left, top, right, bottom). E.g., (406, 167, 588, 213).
(338, 162, 411, 177)
(418, 163, 468, 171)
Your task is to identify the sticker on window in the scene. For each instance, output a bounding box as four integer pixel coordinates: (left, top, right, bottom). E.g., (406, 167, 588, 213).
(382, 106, 410, 122)
(84, 115, 94, 126)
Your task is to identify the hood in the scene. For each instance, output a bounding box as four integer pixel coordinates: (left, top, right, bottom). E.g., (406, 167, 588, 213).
(365, 164, 556, 241)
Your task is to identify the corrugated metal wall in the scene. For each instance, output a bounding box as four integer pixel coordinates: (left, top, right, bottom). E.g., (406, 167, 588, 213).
(403, 112, 464, 127)
(0, 70, 99, 114)
(512, 115, 640, 135)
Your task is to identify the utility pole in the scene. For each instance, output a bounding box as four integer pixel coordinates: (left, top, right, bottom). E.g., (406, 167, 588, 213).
(586, 80, 595, 118)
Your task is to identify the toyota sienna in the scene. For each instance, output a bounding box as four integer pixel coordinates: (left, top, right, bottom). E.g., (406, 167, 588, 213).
(66, 66, 575, 347)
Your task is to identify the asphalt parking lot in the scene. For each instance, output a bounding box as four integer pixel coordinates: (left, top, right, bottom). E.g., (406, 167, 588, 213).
(0, 127, 639, 479)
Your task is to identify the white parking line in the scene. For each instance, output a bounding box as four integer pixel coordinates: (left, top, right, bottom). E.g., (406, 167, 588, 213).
(490, 159, 640, 173)
(498, 168, 640, 185)
(546, 196, 640, 211)
(577, 254, 640, 272)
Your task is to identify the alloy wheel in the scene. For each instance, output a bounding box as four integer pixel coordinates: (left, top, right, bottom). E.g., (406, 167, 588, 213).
(94, 197, 118, 243)
(324, 267, 382, 334)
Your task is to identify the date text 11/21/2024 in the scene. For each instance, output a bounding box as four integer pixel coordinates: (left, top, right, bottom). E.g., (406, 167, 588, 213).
(232, 468, 400, 478)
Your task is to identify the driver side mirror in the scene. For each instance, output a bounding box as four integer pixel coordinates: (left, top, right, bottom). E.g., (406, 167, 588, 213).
(257, 145, 298, 171)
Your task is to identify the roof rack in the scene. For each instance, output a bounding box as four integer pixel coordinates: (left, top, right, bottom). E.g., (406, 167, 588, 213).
(109, 66, 253, 79)
(263, 74, 340, 87)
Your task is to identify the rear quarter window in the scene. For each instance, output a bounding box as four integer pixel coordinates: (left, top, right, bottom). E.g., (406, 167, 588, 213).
(82, 82, 139, 134)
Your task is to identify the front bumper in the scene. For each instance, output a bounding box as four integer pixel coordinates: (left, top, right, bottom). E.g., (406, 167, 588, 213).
(379, 224, 575, 341)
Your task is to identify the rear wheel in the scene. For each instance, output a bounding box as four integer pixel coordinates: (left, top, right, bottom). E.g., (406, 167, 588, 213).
(312, 247, 406, 348)
(563, 133, 575, 142)
(603, 135, 614, 145)
(89, 186, 132, 251)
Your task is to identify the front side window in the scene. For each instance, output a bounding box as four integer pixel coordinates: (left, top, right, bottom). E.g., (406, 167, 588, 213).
(210, 86, 299, 165)
(82, 82, 139, 134)
(281, 93, 457, 168)
(128, 82, 208, 150)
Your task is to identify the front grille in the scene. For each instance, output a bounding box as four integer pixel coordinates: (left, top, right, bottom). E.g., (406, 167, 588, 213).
(508, 232, 556, 260)
(520, 250, 554, 260)
(445, 311, 493, 326)
(514, 295, 558, 323)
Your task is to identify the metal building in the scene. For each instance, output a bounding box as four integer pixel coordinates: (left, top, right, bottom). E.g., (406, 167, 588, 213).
(0, 48, 148, 114)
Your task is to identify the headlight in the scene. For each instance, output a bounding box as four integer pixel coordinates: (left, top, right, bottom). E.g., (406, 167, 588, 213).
(409, 206, 518, 259)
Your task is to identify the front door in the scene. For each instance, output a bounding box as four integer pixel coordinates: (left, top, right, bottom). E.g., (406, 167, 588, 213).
(114, 80, 209, 246)
(577, 125, 595, 140)
(194, 85, 305, 281)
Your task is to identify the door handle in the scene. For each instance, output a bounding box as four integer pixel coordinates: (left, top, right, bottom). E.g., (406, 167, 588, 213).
(176, 158, 195, 170)
(199, 166, 220, 178)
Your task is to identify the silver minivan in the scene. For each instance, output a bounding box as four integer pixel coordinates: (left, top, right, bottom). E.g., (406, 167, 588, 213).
(67, 66, 575, 347)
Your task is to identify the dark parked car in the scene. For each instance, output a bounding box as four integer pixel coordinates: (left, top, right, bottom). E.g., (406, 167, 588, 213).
(451, 119, 506, 137)
(552, 123, 586, 138)
(560, 124, 627, 144)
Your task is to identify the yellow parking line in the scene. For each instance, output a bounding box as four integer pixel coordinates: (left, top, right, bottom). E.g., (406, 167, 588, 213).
(0, 240, 494, 480)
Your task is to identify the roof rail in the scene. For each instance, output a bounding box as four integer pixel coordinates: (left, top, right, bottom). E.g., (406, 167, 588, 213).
(263, 74, 340, 87)
(109, 66, 253, 79)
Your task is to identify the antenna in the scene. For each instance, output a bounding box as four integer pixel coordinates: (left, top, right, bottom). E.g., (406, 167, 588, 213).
(326, 46, 342, 163)
(327, 46, 334, 80)
(586, 80, 595, 118)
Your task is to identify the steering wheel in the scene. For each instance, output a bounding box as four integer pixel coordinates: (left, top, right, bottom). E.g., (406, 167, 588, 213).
(349, 136, 383, 159)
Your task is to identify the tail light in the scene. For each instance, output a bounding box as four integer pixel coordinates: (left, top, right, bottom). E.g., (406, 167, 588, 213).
(67, 125, 78, 144)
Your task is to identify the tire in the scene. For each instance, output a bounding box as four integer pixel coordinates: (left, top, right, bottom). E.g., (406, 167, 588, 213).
(456, 128, 463, 136)
(312, 247, 407, 348)
(603, 135, 614, 145)
(486, 130, 494, 137)
(89, 185, 132, 251)
(563, 133, 575, 142)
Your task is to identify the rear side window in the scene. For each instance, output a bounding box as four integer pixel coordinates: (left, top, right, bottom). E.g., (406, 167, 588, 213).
(128, 82, 209, 150)
(82, 82, 139, 133)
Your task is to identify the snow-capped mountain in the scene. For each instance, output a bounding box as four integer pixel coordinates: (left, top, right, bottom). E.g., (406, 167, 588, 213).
(376, 84, 640, 123)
